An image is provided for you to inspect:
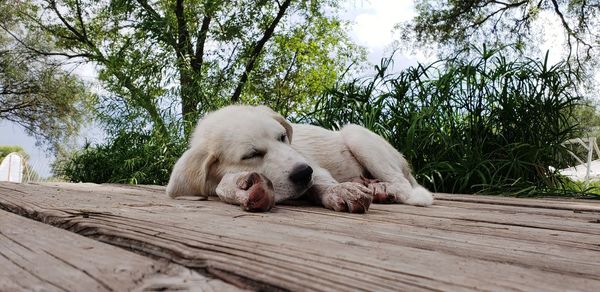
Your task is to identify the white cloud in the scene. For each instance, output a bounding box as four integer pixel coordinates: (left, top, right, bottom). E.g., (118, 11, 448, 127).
(345, 0, 416, 49)
(536, 11, 567, 66)
(340, 1, 421, 71)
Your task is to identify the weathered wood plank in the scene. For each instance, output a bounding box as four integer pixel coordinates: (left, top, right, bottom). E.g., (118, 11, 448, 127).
(0, 209, 240, 292)
(435, 193, 600, 212)
(1, 182, 600, 291)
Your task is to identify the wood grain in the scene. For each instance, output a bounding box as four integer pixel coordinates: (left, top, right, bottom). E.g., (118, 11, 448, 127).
(0, 209, 240, 292)
(1, 182, 600, 291)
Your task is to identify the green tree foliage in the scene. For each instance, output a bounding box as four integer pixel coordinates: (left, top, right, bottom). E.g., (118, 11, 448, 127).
(304, 46, 589, 196)
(573, 100, 600, 137)
(398, 0, 599, 78)
(0, 145, 29, 162)
(6, 0, 364, 138)
(243, 15, 362, 117)
(0, 3, 95, 152)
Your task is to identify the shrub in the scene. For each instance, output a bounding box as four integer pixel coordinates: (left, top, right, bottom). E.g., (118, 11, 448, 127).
(55, 130, 185, 185)
(58, 46, 595, 197)
(300, 46, 588, 196)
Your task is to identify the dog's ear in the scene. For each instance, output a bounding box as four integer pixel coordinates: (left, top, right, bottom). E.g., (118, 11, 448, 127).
(256, 105, 293, 144)
(166, 148, 219, 198)
(272, 114, 293, 144)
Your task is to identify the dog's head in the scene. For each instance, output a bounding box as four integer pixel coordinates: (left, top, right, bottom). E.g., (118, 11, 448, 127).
(167, 105, 313, 202)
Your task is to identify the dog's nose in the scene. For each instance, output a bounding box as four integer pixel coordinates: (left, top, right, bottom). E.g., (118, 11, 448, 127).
(289, 164, 313, 186)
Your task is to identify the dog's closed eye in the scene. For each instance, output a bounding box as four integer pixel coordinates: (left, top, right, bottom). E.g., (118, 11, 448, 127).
(242, 149, 266, 160)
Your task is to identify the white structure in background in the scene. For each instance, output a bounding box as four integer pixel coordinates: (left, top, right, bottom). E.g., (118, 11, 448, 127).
(0, 152, 24, 183)
(560, 137, 600, 185)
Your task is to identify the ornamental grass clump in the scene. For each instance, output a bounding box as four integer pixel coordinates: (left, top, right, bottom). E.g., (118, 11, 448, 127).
(303, 46, 589, 196)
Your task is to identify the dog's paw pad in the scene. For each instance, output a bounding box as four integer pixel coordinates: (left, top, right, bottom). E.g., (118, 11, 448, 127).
(368, 182, 398, 204)
(324, 182, 372, 213)
(236, 172, 275, 212)
(351, 177, 396, 204)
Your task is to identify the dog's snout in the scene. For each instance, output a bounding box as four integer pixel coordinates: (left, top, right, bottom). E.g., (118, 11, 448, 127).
(289, 164, 313, 186)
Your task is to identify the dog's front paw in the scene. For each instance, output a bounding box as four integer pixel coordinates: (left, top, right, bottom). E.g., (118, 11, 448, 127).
(216, 172, 275, 212)
(236, 172, 276, 212)
(366, 182, 434, 206)
(351, 176, 395, 203)
(352, 176, 434, 206)
(321, 182, 373, 213)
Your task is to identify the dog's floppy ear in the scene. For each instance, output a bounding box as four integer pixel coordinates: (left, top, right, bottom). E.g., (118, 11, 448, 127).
(166, 147, 219, 198)
(256, 105, 293, 144)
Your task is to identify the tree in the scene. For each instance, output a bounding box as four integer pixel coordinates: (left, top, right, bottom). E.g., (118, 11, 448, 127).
(243, 15, 364, 117)
(5, 0, 364, 138)
(572, 100, 600, 137)
(0, 145, 29, 162)
(0, 2, 95, 152)
(398, 0, 599, 78)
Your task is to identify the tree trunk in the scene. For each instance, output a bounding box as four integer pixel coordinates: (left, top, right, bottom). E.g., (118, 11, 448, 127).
(180, 71, 197, 138)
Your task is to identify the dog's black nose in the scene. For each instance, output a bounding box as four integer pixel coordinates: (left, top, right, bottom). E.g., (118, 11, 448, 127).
(289, 164, 313, 187)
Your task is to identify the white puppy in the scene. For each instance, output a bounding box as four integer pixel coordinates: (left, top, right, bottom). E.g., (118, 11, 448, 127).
(166, 105, 433, 213)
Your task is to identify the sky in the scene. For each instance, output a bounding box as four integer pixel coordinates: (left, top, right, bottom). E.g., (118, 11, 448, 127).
(0, 0, 579, 177)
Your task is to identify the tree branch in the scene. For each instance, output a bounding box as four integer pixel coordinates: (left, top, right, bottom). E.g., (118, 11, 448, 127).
(175, 0, 194, 60)
(74, 0, 87, 39)
(468, 1, 529, 31)
(42, 1, 167, 136)
(280, 49, 299, 87)
(214, 43, 240, 95)
(191, 15, 211, 72)
(46, 0, 107, 63)
(0, 100, 36, 115)
(47, 0, 86, 42)
(549, 0, 593, 70)
(0, 23, 92, 59)
(231, 0, 292, 103)
(135, 0, 178, 53)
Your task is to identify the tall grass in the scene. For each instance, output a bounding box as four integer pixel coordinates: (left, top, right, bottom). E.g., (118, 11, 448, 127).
(300, 46, 589, 196)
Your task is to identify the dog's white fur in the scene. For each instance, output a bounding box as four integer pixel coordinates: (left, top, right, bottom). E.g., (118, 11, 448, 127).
(167, 105, 433, 211)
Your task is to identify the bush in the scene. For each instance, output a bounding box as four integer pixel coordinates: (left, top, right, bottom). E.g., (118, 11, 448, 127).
(55, 130, 186, 185)
(58, 46, 595, 197)
(300, 46, 588, 196)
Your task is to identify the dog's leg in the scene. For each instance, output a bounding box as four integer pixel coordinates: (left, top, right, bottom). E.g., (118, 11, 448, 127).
(341, 124, 433, 206)
(307, 167, 373, 213)
(215, 172, 275, 212)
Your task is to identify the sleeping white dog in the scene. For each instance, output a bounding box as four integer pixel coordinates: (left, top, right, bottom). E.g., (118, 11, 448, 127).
(166, 105, 433, 213)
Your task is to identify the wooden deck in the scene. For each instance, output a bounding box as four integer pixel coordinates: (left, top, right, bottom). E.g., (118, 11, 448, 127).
(1, 182, 599, 291)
